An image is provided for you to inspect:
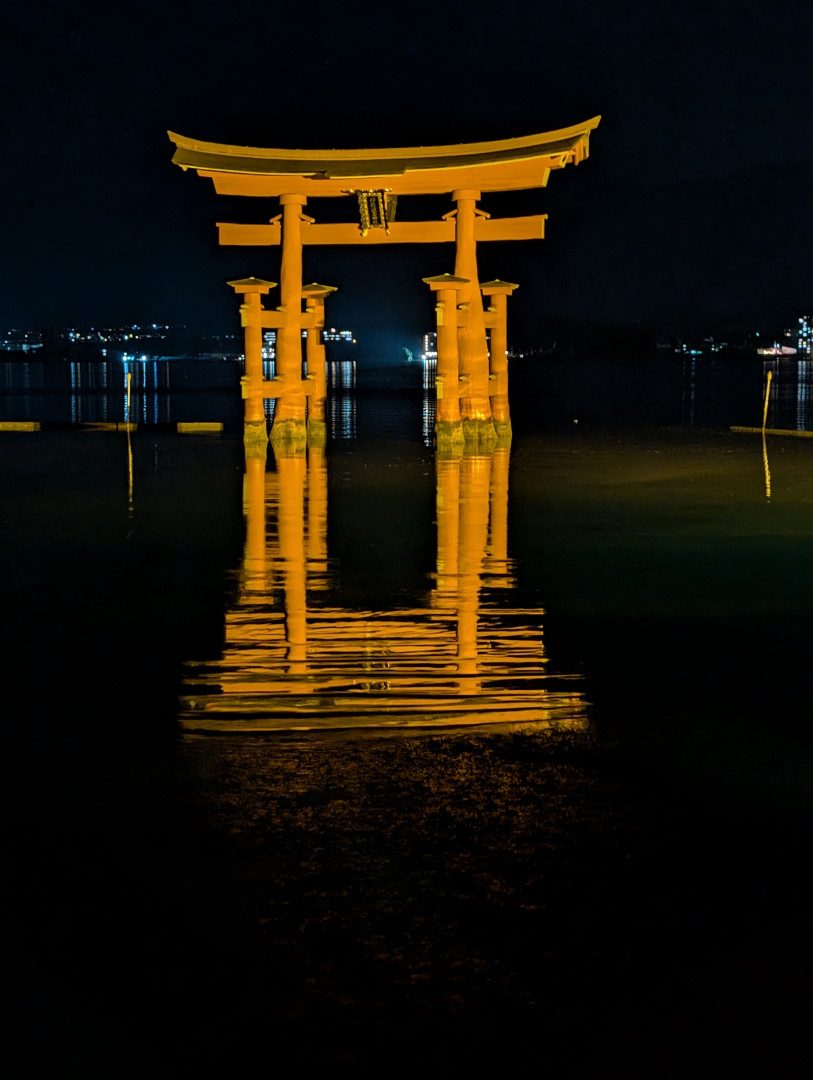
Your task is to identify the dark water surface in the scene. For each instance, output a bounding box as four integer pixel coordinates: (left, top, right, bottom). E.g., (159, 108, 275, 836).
(4, 357, 811, 1077)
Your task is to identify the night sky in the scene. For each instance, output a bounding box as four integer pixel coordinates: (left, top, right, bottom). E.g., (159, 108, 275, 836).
(2, 0, 811, 344)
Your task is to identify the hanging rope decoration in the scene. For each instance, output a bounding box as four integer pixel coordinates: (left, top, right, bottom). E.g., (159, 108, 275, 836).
(355, 191, 397, 235)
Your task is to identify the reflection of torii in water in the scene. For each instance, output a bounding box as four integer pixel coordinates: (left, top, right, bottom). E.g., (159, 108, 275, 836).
(180, 440, 587, 734)
(433, 451, 509, 697)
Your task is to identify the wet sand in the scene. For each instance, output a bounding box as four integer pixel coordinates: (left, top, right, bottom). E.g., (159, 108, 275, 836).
(12, 726, 809, 1078)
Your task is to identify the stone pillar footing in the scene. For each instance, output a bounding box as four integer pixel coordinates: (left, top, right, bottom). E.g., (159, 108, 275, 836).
(462, 417, 498, 448)
(270, 418, 308, 450)
(493, 420, 513, 447)
(306, 418, 327, 448)
(243, 420, 269, 456)
(435, 419, 466, 451)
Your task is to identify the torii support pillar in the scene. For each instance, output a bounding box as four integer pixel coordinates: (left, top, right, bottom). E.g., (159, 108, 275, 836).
(302, 283, 337, 448)
(423, 273, 469, 451)
(481, 279, 518, 444)
(228, 276, 275, 456)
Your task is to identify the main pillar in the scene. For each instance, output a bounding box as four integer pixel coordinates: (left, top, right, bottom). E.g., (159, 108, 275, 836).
(271, 194, 308, 449)
(453, 189, 497, 448)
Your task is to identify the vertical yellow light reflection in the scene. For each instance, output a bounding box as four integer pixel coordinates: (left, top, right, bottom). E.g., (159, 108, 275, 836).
(306, 444, 329, 583)
(762, 434, 772, 501)
(434, 455, 461, 594)
(457, 453, 491, 692)
(762, 368, 773, 434)
(273, 447, 308, 670)
(126, 372, 134, 517)
(762, 368, 773, 501)
(182, 437, 588, 735)
(487, 446, 510, 582)
(242, 447, 269, 594)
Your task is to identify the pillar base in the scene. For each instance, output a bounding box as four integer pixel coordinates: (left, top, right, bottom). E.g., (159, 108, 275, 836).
(493, 418, 513, 447)
(462, 417, 498, 448)
(306, 417, 327, 448)
(435, 419, 466, 451)
(243, 420, 269, 456)
(270, 417, 308, 451)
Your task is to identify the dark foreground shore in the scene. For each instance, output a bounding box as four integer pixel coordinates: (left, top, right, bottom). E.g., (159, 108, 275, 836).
(11, 725, 811, 1079)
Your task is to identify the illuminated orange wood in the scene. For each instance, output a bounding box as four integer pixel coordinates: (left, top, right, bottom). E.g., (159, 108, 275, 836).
(481, 280, 519, 436)
(228, 276, 275, 433)
(424, 274, 468, 441)
(477, 215, 546, 242)
(453, 190, 493, 439)
(260, 380, 315, 399)
(168, 118, 600, 197)
(272, 194, 308, 442)
(198, 161, 558, 198)
(218, 222, 282, 245)
(174, 118, 599, 448)
(216, 215, 545, 247)
(302, 283, 336, 439)
(259, 309, 317, 330)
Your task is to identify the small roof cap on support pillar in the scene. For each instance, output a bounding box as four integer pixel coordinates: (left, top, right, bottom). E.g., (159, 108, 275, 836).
(480, 279, 519, 296)
(422, 273, 470, 292)
(301, 283, 339, 298)
(227, 276, 276, 294)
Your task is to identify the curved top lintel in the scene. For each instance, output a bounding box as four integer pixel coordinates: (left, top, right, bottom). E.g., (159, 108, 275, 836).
(168, 117, 600, 165)
(167, 117, 600, 184)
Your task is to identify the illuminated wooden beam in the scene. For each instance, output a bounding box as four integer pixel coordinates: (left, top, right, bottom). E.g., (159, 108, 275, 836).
(199, 161, 557, 197)
(168, 118, 600, 197)
(216, 215, 545, 247)
(219, 221, 282, 245)
(259, 309, 317, 329)
(261, 380, 316, 399)
(228, 276, 274, 428)
(477, 215, 546, 241)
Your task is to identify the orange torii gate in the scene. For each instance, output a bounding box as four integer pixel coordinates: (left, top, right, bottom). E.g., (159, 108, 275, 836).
(168, 117, 599, 449)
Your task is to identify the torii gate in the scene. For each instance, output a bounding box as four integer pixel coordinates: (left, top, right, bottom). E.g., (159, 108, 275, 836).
(168, 117, 600, 449)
